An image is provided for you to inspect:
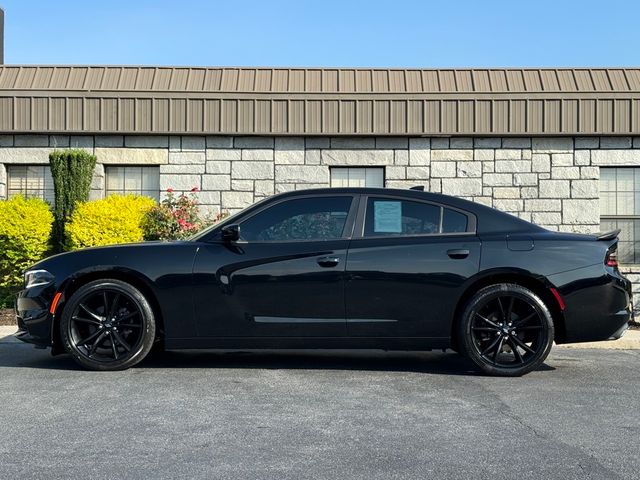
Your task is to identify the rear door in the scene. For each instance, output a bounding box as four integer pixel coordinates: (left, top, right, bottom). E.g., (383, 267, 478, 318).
(344, 195, 481, 338)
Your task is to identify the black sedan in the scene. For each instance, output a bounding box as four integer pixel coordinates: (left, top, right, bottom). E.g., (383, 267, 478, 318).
(15, 187, 633, 376)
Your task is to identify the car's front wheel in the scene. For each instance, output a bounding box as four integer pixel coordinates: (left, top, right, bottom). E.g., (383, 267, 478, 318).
(458, 283, 554, 376)
(60, 279, 156, 371)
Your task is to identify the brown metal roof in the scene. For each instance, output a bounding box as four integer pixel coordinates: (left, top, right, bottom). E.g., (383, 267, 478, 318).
(2, 66, 640, 93)
(0, 66, 639, 135)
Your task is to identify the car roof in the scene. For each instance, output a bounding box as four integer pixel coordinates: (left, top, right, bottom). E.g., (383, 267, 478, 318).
(273, 187, 541, 235)
(276, 186, 465, 204)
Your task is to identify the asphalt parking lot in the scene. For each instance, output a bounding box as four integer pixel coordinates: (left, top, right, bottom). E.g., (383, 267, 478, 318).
(1, 334, 639, 480)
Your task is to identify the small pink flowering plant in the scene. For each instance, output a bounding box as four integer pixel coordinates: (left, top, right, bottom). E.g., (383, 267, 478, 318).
(142, 187, 226, 240)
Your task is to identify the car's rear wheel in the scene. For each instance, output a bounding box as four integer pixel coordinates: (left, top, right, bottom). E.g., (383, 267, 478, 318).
(60, 279, 156, 371)
(458, 283, 554, 377)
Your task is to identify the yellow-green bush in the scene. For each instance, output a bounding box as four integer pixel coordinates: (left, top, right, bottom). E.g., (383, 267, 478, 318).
(66, 195, 156, 249)
(0, 195, 54, 290)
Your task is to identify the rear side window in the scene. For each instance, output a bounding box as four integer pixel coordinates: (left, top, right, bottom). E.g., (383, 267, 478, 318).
(364, 198, 440, 236)
(240, 196, 353, 242)
(442, 208, 468, 233)
(363, 197, 471, 237)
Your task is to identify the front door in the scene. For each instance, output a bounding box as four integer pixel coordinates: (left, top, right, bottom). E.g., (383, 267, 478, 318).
(193, 195, 357, 337)
(345, 195, 481, 338)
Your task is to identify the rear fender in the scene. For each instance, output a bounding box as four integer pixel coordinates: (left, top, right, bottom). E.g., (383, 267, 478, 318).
(451, 268, 567, 345)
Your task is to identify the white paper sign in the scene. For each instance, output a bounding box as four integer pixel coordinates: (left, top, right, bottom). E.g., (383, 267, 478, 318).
(374, 201, 402, 233)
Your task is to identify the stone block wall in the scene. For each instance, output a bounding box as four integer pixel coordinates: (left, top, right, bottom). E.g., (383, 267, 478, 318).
(0, 133, 633, 228)
(156, 134, 608, 237)
(1, 133, 638, 223)
(418, 136, 603, 234)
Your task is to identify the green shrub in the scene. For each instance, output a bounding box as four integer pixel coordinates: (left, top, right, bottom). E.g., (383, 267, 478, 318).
(49, 149, 97, 252)
(0, 287, 16, 309)
(0, 196, 54, 306)
(143, 188, 220, 241)
(66, 195, 156, 249)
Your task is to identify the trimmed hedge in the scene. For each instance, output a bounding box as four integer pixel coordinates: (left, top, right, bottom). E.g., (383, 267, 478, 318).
(49, 149, 97, 252)
(66, 195, 156, 249)
(0, 196, 54, 307)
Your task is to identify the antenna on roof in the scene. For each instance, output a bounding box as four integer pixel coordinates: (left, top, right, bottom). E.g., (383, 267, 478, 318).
(409, 185, 425, 191)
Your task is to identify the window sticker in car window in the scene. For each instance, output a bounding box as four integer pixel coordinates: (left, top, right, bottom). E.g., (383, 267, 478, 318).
(374, 201, 402, 233)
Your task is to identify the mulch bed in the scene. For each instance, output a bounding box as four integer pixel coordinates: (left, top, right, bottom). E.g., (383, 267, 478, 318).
(0, 309, 16, 326)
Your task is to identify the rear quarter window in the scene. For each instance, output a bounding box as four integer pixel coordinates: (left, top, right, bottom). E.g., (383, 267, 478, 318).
(442, 208, 468, 233)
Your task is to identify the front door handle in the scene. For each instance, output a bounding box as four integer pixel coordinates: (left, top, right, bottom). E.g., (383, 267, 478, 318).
(317, 256, 340, 268)
(447, 249, 470, 259)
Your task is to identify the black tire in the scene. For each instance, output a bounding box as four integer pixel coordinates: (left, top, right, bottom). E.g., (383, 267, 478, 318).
(458, 283, 554, 377)
(60, 279, 156, 371)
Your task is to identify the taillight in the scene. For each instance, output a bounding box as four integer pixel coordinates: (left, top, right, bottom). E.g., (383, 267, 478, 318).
(605, 248, 618, 268)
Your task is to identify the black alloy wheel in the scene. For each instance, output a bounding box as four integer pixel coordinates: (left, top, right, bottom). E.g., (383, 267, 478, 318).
(60, 279, 156, 371)
(459, 283, 554, 376)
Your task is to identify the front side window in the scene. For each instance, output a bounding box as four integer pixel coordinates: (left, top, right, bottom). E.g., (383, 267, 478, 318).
(364, 197, 469, 237)
(105, 166, 160, 200)
(240, 196, 353, 242)
(7, 165, 55, 203)
(600, 167, 640, 263)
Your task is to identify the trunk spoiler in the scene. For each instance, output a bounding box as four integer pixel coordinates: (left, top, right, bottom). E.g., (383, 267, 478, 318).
(597, 229, 621, 241)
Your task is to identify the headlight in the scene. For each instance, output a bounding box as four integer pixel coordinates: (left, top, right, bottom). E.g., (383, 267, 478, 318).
(24, 269, 55, 289)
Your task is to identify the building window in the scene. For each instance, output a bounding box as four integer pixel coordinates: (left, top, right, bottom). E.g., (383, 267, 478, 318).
(600, 167, 640, 264)
(105, 166, 160, 200)
(7, 165, 55, 203)
(330, 167, 384, 188)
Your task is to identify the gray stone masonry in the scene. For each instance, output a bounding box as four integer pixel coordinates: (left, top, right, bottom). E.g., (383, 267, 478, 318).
(0, 134, 637, 226)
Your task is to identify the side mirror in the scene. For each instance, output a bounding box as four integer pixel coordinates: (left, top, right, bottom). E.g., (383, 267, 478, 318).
(221, 224, 241, 242)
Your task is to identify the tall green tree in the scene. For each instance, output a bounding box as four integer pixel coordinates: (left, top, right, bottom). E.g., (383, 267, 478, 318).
(49, 149, 97, 252)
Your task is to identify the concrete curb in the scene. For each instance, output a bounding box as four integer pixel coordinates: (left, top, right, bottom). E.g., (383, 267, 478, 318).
(0, 325, 18, 343)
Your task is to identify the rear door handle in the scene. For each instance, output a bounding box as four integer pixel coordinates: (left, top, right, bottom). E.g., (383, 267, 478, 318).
(447, 249, 470, 259)
(317, 256, 340, 268)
